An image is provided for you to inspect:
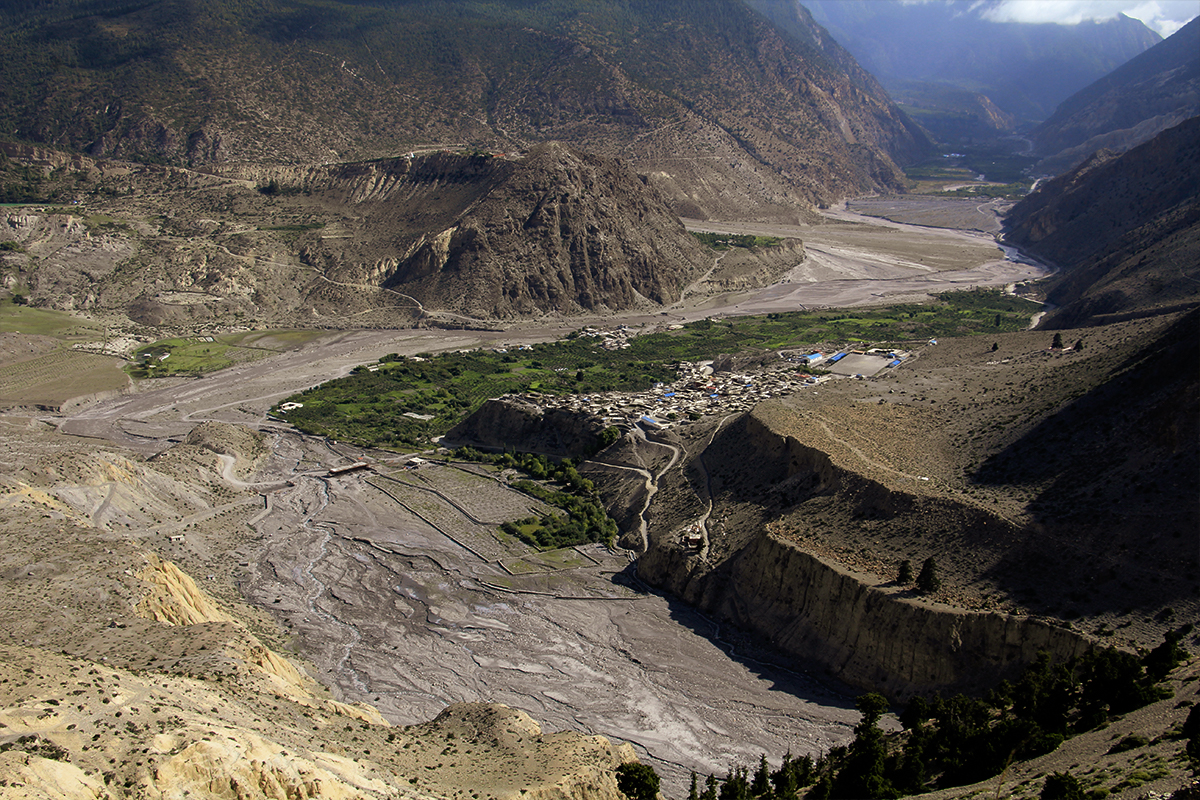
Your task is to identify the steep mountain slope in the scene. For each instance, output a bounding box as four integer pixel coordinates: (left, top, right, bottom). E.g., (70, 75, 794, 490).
(802, 0, 1160, 124)
(1004, 116, 1200, 327)
(616, 311, 1197, 701)
(0, 144, 713, 321)
(0, 0, 931, 221)
(1032, 16, 1200, 173)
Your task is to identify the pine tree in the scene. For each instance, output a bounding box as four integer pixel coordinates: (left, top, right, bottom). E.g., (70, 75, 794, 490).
(690, 772, 700, 800)
(831, 693, 895, 799)
(1051, 332, 1064, 349)
(917, 557, 941, 594)
(897, 559, 913, 585)
(751, 755, 771, 796)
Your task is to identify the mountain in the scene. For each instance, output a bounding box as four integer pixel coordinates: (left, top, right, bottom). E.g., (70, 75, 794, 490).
(1031, 16, 1200, 174)
(1004, 116, 1200, 328)
(801, 0, 1160, 125)
(0, 0, 932, 222)
(0, 142, 714, 322)
(305, 143, 714, 319)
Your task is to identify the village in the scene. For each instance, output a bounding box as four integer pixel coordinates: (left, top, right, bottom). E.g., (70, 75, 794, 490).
(495, 325, 914, 432)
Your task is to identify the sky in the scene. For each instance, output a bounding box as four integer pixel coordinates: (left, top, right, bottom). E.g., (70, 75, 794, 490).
(899, 0, 1200, 37)
(980, 0, 1200, 36)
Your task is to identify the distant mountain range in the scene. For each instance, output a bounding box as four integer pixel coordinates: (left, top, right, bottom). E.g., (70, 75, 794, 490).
(1031, 16, 1200, 174)
(800, 0, 1160, 130)
(0, 0, 932, 222)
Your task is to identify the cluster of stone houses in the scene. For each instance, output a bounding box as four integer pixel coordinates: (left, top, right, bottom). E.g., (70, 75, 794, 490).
(504, 357, 833, 431)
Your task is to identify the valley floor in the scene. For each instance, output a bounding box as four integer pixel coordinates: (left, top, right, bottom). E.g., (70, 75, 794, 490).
(1, 197, 1193, 798)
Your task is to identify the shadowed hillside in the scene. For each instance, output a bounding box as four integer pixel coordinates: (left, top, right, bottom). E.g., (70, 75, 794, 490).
(0, 0, 932, 221)
(1032, 16, 1200, 173)
(1004, 116, 1200, 327)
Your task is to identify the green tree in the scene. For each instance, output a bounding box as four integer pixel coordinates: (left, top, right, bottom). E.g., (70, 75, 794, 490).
(751, 755, 770, 796)
(598, 425, 621, 449)
(1051, 332, 1064, 349)
(897, 559, 913, 585)
(917, 557, 941, 594)
(616, 762, 660, 800)
(689, 772, 700, 800)
(832, 693, 895, 799)
(701, 774, 719, 800)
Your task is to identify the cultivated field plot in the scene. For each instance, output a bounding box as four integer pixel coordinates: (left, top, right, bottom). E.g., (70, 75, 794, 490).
(406, 465, 546, 524)
(501, 545, 601, 575)
(367, 472, 536, 561)
(0, 350, 127, 407)
(826, 352, 898, 377)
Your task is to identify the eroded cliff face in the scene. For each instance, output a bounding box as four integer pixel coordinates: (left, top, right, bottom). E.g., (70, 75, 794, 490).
(681, 536, 1089, 699)
(635, 405, 1093, 699)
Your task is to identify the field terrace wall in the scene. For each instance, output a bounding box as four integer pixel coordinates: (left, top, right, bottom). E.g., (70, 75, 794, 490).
(636, 406, 1093, 700)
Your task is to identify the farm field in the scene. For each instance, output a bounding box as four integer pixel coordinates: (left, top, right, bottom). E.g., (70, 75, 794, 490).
(129, 329, 328, 378)
(0, 349, 128, 408)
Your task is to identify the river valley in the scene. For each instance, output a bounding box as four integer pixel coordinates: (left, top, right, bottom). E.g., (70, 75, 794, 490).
(29, 197, 1053, 794)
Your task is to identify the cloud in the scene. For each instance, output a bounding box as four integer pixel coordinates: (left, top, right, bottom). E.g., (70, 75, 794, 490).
(979, 0, 1199, 36)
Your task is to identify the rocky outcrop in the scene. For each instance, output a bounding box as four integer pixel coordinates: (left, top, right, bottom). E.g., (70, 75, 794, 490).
(137, 557, 238, 627)
(372, 144, 711, 317)
(444, 396, 611, 458)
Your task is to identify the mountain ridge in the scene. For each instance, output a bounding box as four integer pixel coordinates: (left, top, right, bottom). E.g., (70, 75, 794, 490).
(1004, 116, 1200, 327)
(1031, 15, 1200, 173)
(802, 0, 1160, 124)
(0, 0, 932, 221)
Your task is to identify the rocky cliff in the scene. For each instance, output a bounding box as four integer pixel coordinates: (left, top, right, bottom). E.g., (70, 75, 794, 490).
(649, 533, 1091, 699)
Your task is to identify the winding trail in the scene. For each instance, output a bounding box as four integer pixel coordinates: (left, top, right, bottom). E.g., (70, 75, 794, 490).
(591, 425, 681, 552)
(692, 413, 737, 557)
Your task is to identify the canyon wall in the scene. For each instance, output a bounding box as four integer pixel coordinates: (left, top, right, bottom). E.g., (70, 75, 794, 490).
(708, 536, 1089, 698)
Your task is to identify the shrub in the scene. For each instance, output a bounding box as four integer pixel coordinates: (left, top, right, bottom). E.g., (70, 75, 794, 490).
(1107, 734, 1149, 754)
(1041, 772, 1085, 800)
(917, 557, 941, 594)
